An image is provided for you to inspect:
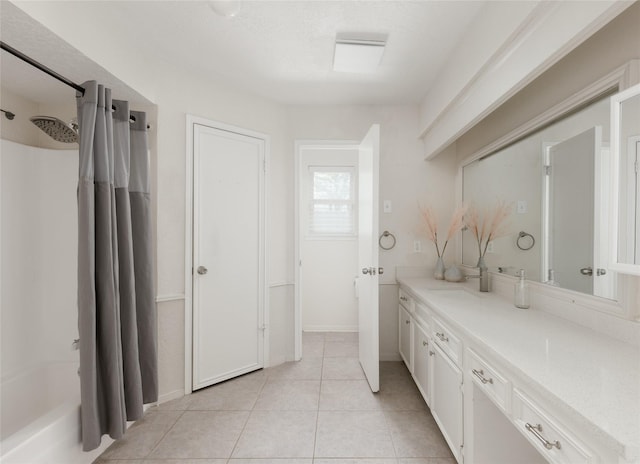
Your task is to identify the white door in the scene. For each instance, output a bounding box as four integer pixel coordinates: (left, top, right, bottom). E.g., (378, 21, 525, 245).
(358, 124, 380, 393)
(192, 123, 265, 390)
(547, 127, 600, 295)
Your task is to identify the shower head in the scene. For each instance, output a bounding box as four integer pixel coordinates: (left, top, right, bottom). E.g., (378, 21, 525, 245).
(30, 116, 78, 143)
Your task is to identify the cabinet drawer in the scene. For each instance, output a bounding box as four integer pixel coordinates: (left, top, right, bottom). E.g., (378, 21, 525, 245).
(399, 288, 414, 313)
(512, 389, 594, 464)
(468, 349, 510, 413)
(432, 318, 462, 367)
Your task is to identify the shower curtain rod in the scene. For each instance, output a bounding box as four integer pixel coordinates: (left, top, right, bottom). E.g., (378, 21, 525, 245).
(1, 41, 151, 129)
(1, 41, 86, 95)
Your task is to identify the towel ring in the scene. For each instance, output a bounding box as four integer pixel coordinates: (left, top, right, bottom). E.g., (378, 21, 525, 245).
(379, 230, 396, 250)
(516, 231, 535, 251)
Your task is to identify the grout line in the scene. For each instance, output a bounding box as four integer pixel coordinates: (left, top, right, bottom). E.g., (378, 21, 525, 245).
(227, 375, 269, 460)
(142, 407, 187, 459)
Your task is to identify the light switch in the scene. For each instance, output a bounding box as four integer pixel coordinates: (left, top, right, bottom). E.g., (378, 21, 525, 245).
(383, 200, 392, 213)
(517, 200, 527, 214)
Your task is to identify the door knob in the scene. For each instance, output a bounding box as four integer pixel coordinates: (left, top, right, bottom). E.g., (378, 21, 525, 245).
(596, 268, 607, 276)
(362, 267, 371, 275)
(197, 266, 208, 275)
(579, 267, 593, 276)
(362, 267, 377, 275)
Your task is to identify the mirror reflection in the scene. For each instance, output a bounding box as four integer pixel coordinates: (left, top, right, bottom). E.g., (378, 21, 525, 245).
(616, 92, 640, 266)
(462, 94, 618, 300)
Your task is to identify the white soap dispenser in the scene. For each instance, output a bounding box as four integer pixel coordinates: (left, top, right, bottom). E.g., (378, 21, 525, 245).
(514, 269, 530, 309)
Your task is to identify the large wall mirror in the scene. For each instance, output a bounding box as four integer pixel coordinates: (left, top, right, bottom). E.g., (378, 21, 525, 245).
(462, 92, 619, 300)
(611, 82, 640, 275)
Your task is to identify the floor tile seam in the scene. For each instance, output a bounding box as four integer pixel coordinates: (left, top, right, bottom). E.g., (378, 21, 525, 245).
(226, 404, 255, 460)
(143, 408, 187, 459)
(378, 403, 401, 459)
(312, 353, 328, 460)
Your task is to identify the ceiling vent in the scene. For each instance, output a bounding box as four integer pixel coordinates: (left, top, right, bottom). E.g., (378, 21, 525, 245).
(333, 37, 386, 73)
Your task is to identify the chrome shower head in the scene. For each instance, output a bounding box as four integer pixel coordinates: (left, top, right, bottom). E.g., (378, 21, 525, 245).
(30, 116, 78, 143)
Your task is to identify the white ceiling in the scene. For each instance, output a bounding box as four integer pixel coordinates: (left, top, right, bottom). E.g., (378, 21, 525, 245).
(1, 1, 486, 107)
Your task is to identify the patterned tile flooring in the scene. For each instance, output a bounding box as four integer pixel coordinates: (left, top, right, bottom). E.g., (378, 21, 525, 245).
(95, 332, 454, 464)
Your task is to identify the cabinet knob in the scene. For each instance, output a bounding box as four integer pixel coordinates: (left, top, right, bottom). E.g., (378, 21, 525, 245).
(429, 351, 435, 356)
(197, 266, 208, 275)
(405, 320, 410, 324)
(436, 332, 449, 342)
(422, 341, 428, 347)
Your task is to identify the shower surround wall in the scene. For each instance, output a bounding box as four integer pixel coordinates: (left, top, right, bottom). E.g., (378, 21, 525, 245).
(0, 139, 110, 461)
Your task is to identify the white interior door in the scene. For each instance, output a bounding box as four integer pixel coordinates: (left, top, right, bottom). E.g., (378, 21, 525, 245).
(357, 124, 380, 393)
(192, 123, 265, 390)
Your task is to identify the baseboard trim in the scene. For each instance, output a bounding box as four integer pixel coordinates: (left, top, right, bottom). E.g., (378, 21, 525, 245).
(158, 388, 185, 404)
(380, 352, 402, 362)
(302, 326, 358, 332)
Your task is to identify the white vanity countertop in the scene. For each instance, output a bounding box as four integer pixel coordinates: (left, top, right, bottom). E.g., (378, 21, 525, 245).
(397, 277, 640, 461)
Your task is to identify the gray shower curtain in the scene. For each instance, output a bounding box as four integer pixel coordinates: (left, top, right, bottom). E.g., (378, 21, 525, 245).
(76, 81, 157, 452)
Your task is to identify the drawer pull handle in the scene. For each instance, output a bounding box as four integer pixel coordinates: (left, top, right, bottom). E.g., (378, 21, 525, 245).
(472, 368, 493, 384)
(525, 423, 561, 450)
(436, 332, 449, 342)
(422, 340, 428, 347)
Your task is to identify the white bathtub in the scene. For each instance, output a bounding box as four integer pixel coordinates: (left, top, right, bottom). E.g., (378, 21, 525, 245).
(0, 363, 112, 464)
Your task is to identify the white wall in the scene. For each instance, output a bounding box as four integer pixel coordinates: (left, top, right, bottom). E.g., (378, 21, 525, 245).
(1, 140, 78, 381)
(286, 105, 457, 360)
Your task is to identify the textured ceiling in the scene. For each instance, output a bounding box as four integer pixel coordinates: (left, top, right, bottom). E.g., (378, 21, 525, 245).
(1, 1, 486, 106)
(0, 1, 153, 107)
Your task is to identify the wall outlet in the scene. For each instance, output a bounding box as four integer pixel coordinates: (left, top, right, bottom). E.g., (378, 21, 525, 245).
(413, 240, 421, 253)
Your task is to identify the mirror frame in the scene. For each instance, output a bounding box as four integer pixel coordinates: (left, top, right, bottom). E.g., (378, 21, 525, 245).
(610, 81, 640, 276)
(455, 61, 640, 320)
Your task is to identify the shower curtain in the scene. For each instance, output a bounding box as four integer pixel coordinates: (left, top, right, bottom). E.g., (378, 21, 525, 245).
(76, 81, 157, 451)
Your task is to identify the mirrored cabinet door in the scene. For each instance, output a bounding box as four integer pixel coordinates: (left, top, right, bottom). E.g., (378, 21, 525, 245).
(610, 82, 640, 276)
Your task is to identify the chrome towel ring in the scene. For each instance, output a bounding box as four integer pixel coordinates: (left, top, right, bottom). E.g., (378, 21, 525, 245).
(379, 230, 396, 250)
(517, 231, 535, 251)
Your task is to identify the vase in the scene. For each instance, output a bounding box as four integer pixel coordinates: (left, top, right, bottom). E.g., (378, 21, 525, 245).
(434, 256, 445, 280)
(476, 255, 489, 292)
(444, 265, 464, 282)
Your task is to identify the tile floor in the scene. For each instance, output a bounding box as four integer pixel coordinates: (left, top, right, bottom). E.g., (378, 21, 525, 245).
(95, 332, 455, 464)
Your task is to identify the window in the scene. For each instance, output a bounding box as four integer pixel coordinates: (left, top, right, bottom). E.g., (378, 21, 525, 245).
(308, 167, 356, 237)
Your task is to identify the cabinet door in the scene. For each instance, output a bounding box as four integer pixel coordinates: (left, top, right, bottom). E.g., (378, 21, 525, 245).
(432, 343, 463, 463)
(398, 305, 412, 371)
(412, 322, 431, 406)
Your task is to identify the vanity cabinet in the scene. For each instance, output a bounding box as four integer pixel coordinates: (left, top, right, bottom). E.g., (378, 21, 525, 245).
(412, 317, 432, 405)
(397, 279, 637, 464)
(431, 341, 464, 463)
(398, 289, 414, 371)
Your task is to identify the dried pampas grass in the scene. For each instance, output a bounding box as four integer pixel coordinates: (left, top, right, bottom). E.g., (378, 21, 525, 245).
(419, 203, 468, 258)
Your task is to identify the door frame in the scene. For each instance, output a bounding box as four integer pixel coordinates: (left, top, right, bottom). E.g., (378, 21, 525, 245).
(294, 140, 358, 360)
(185, 114, 270, 394)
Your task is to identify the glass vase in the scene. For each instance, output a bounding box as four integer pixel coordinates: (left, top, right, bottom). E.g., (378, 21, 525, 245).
(434, 256, 445, 280)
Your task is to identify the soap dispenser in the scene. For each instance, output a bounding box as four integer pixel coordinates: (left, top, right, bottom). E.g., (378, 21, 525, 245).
(514, 269, 530, 309)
